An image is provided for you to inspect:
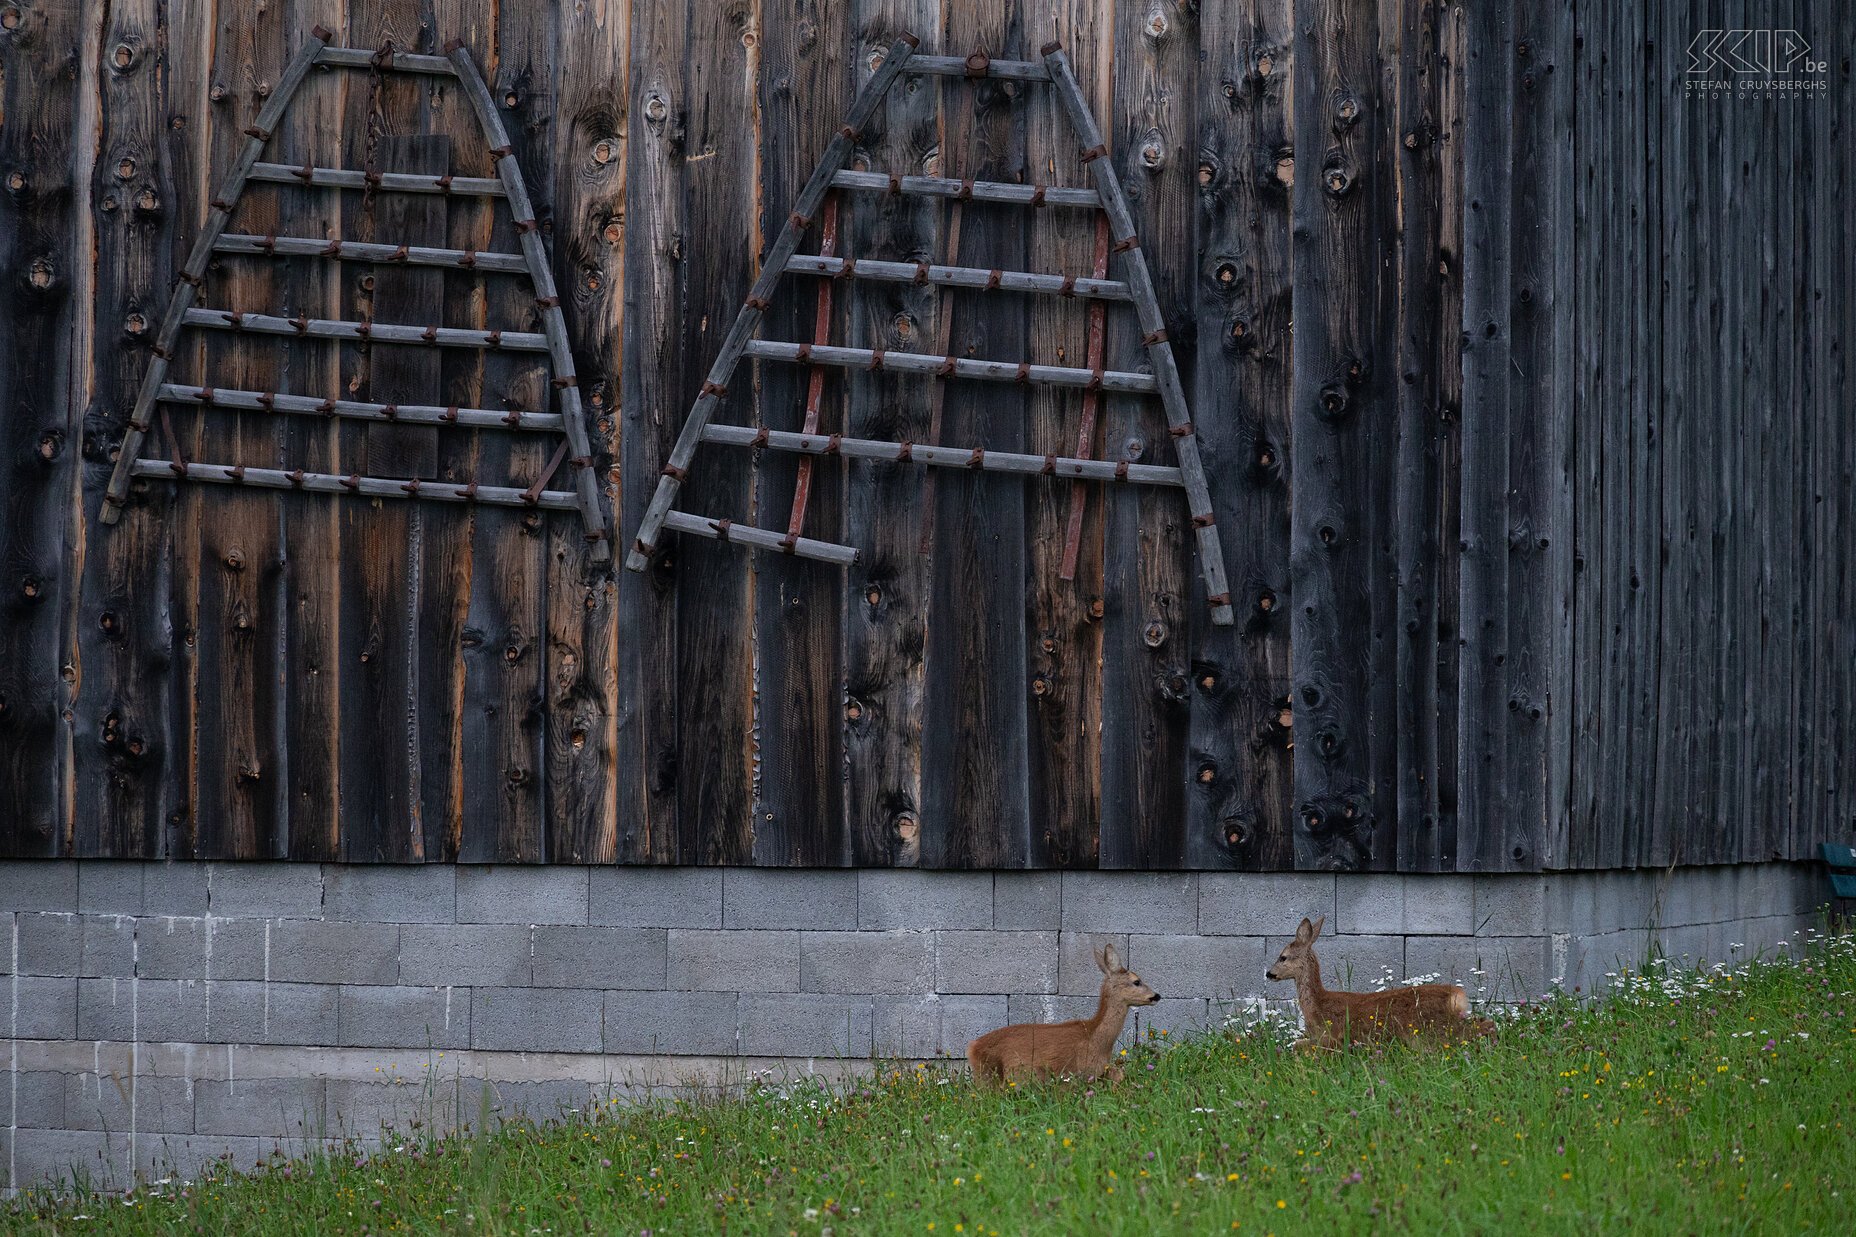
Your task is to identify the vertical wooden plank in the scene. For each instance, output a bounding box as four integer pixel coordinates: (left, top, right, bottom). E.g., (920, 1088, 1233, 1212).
(919, 1, 1032, 869)
(842, 0, 939, 867)
(1025, 3, 1105, 869)
(1190, 0, 1294, 871)
(1096, 0, 1191, 870)
(616, 0, 687, 865)
(1455, 0, 1514, 871)
(544, 0, 627, 864)
(0, 0, 85, 855)
(1289, 0, 1389, 870)
(1505, 1, 1573, 867)
(458, 1, 558, 862)
(753, 0, 852, 866)
(1391, 0, 1450, 872)
(192, 2, 288, 859)
(1567, 2, 1600, 868)
(271, 2, 346, 862)
(673, 0, 759, 864)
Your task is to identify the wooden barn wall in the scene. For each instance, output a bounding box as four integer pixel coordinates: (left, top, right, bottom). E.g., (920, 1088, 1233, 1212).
(0, 1, 1848, 870)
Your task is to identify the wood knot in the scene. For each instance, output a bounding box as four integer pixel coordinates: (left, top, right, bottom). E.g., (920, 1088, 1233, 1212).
(1196, 762, 1217, 785)
(644, 92, 669, 123)
(1198, 160, 1216, 186)
(116, 157, 136, 180)
(1031, 674, 1052, 698)
(503, 642, 524, 663)
(98, 610, 120, 635)
(593, 140, 615, 165)
(1139, 137, 1165, 170)
(1322, 165, 1352, 196)
(845, 697, 865, 723)
(1334, 94, 1360, 125)
(1256, 589, 1277, 614)
(1142, 620, 1168, 648)
(5, 170, 25, 193)
(1086, 597, 1105, 622)
(1144, 9, 1169, 38)
(28, 257, 54, 290)
(0, 7, 20, 30)
(894, 813, 919, 843)
(222, 548, 245, 571)
(112, 42, 138, 70)
(21, 574, 43, 601)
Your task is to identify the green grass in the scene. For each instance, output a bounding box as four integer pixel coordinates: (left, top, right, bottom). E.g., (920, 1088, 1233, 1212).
(13, 930, 1856, 1235)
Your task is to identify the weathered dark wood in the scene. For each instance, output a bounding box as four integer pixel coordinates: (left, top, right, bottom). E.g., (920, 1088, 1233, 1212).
(842, 0, 940, 868)
(1289, 0, 1388, 870)
(543, 0, 626, 864)
(672, 0, 760, 865)
(706, 424, 1184, 485)
(1504, 1, 1573, 870)
(1023, 1, 1105, 870)
(189, 8, 291, 860)
(1092, 1, 1193, 869)
(1430, 3, 1466, 876)
(918, 0, 1032, 870)
(743, 339, 1159, 390)
(215, 233, 531, 272)
(1191, 0, 1295, 871)
(1, 0, 84, 856)
(1391, 0, 1449, 873)
(785, 253, 1131, 300)
(615, 0, 687, 863)
(1456, 0, 1513, 872)
(752, 0, 851, 867)
(246, 162, 506, 195)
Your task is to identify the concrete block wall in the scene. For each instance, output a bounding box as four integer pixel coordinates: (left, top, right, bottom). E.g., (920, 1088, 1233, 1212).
(2, 859, 1824, 1193)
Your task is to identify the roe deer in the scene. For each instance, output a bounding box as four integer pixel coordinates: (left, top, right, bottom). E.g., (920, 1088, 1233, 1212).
(966, 942, 1161, 1084)
(1266, 915, 1495, 1050)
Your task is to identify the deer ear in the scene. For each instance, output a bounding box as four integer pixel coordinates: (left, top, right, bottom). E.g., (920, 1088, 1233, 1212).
(1094, 944, 1110, 974)
(1101, 942, 1124, 973)
(1294, 917, 1315, 943)
(1308, 914, 1326, 941)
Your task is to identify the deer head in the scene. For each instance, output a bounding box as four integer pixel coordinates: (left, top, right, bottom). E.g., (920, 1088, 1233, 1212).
(1266, 914, 1326, 982)
(1097, 942, 1162, 1006)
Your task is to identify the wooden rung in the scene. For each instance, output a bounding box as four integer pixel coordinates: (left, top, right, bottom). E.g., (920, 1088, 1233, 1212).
(315, 46, 457, 75)
(742, 339, 1157, 393)
(181, 308, 549, 351)
(784, 254, 1129, 301)
(703, 424, 1184, 486)
(247, 162, 506, 196)
(215, 234, 528, 273)
(157, 384, 564, 432)
(831, 170, 1098, 209)
(902, 54, 1050, 81)
(127, 458, 579, 510)
(662, 510, 859, 565)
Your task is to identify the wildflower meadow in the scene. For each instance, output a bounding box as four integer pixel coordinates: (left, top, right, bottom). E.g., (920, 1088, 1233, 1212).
(12, 930, 1855, 1234)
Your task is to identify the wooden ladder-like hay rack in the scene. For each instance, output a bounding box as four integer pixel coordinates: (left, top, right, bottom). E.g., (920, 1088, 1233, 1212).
(97, 27, 612, 561)
(625, 35, 1237, 625)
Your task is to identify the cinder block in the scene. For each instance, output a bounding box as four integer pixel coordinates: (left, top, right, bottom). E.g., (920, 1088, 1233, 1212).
(531, 925, 669, 989)
(666, 929, 799, 992)
(1057, 931, 1129, 995)
(202, 980, 340, 1046)
(16, 912, 83, 976)
(17, 975, 80, 1038)
(77, 977, 201, 1042)
(992, 872, 1061, 929)
(1544, 873, 1599, 934)
(1567, 929, 1651, 992)
(857, 871, 991, 929)
(136, 1132, 264, 1184)
(11, 1127, 126, 1191)
(1060, 872, 1197, 933)
(872, 995, 1006, 1059)
(1601, 871, 1658, 933)
(1651, 922, 1709, 964)
(934, 931, 1057, 995)
(322, 865, 456, 923)
(0, 859, 77, 912)
(487, 1078, 612, 1122)
(472, 987, 603, 1053)
(64, 1071, 195, 1134)
(136, 916, 268, 981)
(336, 985, 470, 1049)
(78, 861, 148, 915)
(799, 931, 934, 994)
(325, 1077, 471, 1140)
(82, 916, 139, 978)
(1309, 934, 1405, 991)
(738, 993, 872, 1057)
(604, 990, 739, 1055)
(1336, 873, 1474, 935)
(265, 920, 400, 985)
(1472, 875, 1548, 936)
(1403, 935, 1549, 1002)
(142, 863, 211, 916)
(1004, 993, 1095, 1026)
(589, 867, 723, 928)
(193, 1077, 327, 1137)
(456, 865, 589, 925)
(207, 863, 324, 920)
(723, 869, 857, 929)
(398, 923, 532, 986)
(1126, 997, 1211, 1041)
(1125, 934, 1269, 1001)
(9, 1070, 69, 1130)
(1198, 873, 1336, 936)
